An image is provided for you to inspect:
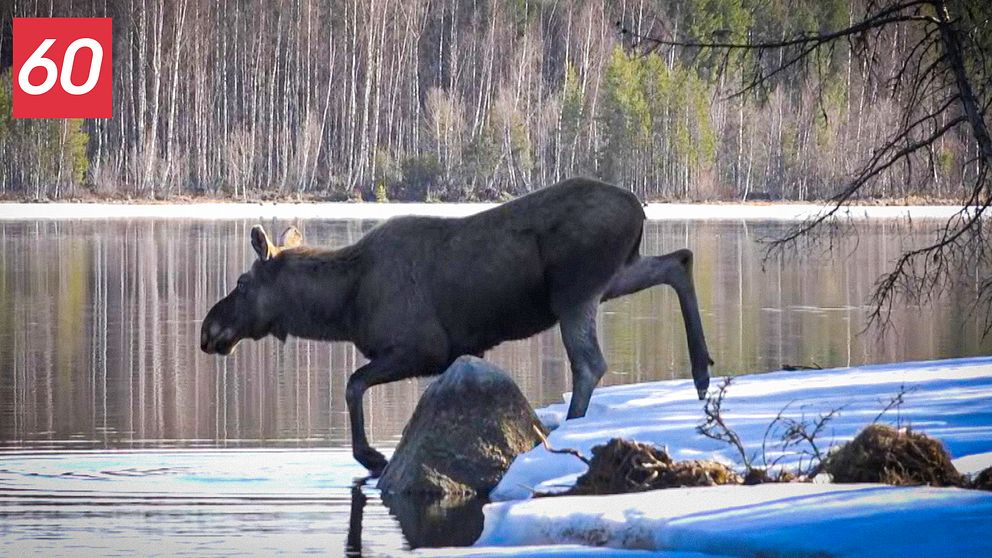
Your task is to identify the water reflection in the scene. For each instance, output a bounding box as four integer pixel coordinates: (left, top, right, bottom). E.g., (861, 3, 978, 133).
(346, 485, 487, 553)
(381, 492, 487, 549)
(0, 218, 989, 451)
(347, 484, 368, 557)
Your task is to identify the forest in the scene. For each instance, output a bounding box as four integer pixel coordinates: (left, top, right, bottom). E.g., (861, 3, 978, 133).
(0, 0, 986, 202)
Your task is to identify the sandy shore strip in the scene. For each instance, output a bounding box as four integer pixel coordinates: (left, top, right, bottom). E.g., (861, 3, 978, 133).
(0, 201, 976, 221)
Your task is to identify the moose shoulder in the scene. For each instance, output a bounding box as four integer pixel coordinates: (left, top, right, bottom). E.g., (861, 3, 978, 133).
(201, 177, 712, 476)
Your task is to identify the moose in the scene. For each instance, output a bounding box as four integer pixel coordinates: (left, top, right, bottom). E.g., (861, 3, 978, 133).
(201, 178, 712, 476)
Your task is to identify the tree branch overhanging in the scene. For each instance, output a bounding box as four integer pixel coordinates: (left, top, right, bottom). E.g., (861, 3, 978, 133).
(619, 0, 992, 333)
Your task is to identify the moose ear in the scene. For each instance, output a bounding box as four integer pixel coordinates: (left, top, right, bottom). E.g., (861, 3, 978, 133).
(250, 225, 274, 260)
(279, 226, 303, 249)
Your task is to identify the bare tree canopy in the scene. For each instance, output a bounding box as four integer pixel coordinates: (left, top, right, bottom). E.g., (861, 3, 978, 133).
(0, 0, 988, 207)
(621, 0, 992, 332)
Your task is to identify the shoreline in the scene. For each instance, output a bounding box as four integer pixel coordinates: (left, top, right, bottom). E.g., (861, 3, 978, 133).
(468, 356, 992, 556)
(0, 201, 976, 221)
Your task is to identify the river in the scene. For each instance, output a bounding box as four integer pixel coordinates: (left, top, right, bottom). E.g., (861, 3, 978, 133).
(1, 215, 988, 556)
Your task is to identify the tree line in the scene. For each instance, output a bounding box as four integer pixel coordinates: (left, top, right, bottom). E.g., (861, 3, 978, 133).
(0, 0, 985, 202)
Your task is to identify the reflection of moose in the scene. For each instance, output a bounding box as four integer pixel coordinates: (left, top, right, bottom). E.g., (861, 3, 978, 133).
(200, 178, 712, 476)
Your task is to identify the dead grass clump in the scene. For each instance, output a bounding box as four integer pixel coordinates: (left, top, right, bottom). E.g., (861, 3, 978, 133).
(564, 438, 741, 496)
(970, 467, 992, 491)
(742, 468, 798, 485)
(665, 459, 742, 487)
(824, 424, 963, 487)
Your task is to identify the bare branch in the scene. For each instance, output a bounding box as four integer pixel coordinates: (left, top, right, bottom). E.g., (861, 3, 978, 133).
(697, 377, 753, 469)
(533, 424, 590, 466)
(620, 4, 935, 51)
(873, 383, 918, 426)
(766, 114, 967, 253)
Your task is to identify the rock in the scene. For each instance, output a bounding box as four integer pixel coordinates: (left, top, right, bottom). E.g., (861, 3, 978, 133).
(377, 356, 545, 497)
(823, 424, 963, 487)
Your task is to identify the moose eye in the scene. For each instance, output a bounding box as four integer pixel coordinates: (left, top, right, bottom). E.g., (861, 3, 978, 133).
(237, 278, 248, 292)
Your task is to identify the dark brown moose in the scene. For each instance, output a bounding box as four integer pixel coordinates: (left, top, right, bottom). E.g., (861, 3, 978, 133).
(201, 178, 712, 476)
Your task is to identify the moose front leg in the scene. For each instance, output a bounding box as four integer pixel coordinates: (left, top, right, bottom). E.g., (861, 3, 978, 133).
(559, 300, 608, 419)
(346, 356, 419, 477)
(603, 249, 713, 399)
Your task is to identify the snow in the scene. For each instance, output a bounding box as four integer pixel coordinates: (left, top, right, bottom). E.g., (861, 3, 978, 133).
(416, 544, 732, 557)
(953, 451, 992, 476)
(0, 201, 974, 221)
(463, 357, 992, 556)
(474, 484, 992, 557)
(493, 356, 992, 500)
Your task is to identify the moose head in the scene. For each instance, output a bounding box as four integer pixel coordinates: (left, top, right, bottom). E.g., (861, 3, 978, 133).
(200, 225, 303, 355)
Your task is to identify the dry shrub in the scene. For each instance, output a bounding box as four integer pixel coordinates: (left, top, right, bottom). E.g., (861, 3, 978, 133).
(971, 467, 992, 491)
(824, 425, 963, 487)
(742, 468, 798, 485)
(563, 438, 741, 496)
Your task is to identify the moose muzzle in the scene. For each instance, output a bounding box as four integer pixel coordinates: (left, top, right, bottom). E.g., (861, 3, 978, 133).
(200, 321, 240, 356)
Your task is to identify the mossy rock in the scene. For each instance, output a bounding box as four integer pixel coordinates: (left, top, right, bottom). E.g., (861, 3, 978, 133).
(824, 424, 963, 487)
(377, 356, 545, 497)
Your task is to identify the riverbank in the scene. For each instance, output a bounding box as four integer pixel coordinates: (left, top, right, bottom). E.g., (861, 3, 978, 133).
(452, 357, 992, 556)
(0, 200, 978, 221)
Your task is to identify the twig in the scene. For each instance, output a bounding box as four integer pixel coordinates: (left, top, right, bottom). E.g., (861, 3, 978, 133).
(697, 377, 754, 470)
(873, 383, 918, 426)
(533, 424, 590, 466)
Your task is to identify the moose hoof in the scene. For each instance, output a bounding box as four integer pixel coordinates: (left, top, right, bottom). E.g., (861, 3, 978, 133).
(355, 447, 388, 477)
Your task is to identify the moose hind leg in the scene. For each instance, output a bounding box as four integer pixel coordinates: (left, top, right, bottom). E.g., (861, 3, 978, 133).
(346, 356, 420, 477)
(602, 249, 712, 399)
(560, 300, 608, 419)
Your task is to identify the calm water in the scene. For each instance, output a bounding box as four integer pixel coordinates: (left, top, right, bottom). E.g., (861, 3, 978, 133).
(1, 217, 990, 555)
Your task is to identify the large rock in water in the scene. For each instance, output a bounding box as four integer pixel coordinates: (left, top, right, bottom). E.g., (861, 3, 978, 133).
(377, 356, 545, 496)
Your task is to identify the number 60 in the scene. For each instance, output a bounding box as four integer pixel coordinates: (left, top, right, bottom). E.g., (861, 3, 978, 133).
(18, 37, 104, 96)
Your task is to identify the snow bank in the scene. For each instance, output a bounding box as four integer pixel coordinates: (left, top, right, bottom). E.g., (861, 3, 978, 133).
(954, 451, 992, 476)
(462, 357, 992, 556)
(493, 357, 992, 501)
(0, 201, 972, 221)
(417, 544, 733, 557)
(474, 483, 992, 557)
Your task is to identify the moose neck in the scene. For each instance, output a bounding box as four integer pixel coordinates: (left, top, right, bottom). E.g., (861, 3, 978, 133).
(275, 248, 360, 343)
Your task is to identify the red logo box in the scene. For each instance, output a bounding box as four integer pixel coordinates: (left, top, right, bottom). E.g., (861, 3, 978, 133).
(13, 18, 113, 119)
